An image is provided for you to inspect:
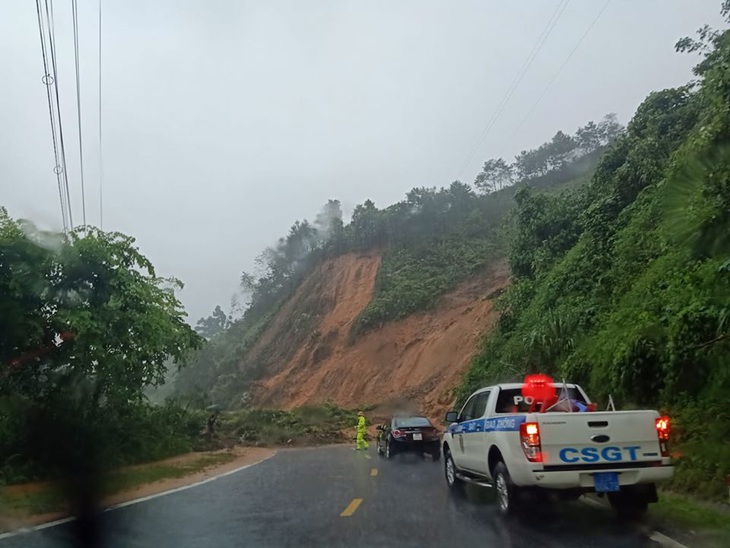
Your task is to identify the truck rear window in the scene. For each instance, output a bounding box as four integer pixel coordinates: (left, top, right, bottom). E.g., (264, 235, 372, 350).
(495, 387, 587, 414)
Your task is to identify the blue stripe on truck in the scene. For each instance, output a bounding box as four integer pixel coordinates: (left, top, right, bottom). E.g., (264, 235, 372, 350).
(449, 415, 526, 434)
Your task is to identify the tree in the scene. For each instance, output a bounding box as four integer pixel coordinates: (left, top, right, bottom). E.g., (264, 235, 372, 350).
(544, 131, 578, 170)
(349, 199, 382, 249)
(596, 113, 624, 145)
(575, 121, 602, 153)
(0, 214, 202, 408)
(474, 158, 514, 193)
(195, 305, 230, 339)
(514, 146, 550, 179)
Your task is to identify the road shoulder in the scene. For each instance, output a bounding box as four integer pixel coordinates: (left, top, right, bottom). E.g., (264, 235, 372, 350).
(0, 446, 275, 534)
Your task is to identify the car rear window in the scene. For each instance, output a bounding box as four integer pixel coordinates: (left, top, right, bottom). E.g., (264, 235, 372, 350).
(495, 387, 587, 414)
(393, 417, 432, 428)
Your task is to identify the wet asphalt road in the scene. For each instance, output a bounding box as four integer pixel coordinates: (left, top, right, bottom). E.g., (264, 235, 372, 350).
(1, 445, 661, 548)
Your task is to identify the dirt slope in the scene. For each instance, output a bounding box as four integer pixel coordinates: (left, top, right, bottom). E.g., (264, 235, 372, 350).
(245, 253, 509, 419)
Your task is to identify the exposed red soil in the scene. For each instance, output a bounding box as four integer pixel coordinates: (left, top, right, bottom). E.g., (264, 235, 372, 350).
(248, 253, 510, 420)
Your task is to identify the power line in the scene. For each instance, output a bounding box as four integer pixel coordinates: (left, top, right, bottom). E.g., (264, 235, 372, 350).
(35, 0, 68, 232)
(44, 0, 74, 230)
(98, 0, 104, 230)
(500, 0, 611, 157)
(71, 0, 87, 228)
(455, 0, 570, 180)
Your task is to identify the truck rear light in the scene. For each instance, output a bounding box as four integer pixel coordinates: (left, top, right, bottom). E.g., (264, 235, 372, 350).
(520, 422, 543, 462)
(655, 416, 670, 457)
(392, 429, 406, 438)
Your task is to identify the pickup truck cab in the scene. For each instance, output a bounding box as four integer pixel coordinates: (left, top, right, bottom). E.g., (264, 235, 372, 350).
(442, 382, 673, 518)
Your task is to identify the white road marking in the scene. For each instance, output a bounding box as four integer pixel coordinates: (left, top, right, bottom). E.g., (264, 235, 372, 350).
(0, 453, 275, 541)
(648, 531, 689, 548)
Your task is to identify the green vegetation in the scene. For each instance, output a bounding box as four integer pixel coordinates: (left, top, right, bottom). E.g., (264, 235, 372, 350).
(219, 403, 355, 447)
(355, 237, 502, 332)
(0, 214, 204, 485)
(460, 9, 730, 498)
(651, 492, 730, 547)
(101, 452, 236, 494)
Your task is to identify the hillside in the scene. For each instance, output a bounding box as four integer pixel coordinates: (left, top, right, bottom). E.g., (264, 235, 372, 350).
(175, 115, 612, 410)
(248, 254, 509, 418)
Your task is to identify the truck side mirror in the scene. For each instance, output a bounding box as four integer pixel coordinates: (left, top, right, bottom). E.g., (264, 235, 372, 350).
(445, 411, 459, 423)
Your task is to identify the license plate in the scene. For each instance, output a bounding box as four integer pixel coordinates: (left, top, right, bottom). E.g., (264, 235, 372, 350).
(412, 433, 422, 441)
(594, 472, 620, 493)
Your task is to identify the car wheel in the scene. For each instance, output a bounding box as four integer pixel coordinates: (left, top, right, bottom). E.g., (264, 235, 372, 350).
(431, 449, 441, 462)
(444, 451, 463, 492)
(493, 462, 520, 516)
(385, 438, 393, 459)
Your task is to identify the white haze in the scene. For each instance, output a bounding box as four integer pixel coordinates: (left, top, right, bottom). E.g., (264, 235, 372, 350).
(0, 0, 725, 323)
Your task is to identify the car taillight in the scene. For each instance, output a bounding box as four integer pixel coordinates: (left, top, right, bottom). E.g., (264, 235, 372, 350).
(655, 416, 670, 457)
(519, 422, 542, 463)
(392, 429, 405, 438)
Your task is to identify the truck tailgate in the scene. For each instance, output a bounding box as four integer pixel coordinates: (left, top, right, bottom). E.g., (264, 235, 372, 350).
(536, 411, 662, 467)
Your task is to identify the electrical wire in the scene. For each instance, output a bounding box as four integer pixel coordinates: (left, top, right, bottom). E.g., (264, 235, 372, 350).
(455, 0, 570, 180)
(44, 0, 74, 230)
(98, 0, 104, 230)
(72, 0, 87, 228)
(500, 0, 611, 158)
(35, 0, 68, 232)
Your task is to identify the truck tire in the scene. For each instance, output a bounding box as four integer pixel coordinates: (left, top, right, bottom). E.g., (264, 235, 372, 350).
(444, 451, 463, 492)
(608, 492, 648, 520)
(493, 462, 521, 516)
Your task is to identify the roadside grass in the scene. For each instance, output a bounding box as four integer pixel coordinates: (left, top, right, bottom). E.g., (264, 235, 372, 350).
(102, 453, 236, 494)
(0, 485, 64, 515)
(650, 491, 730, 548)
(0, 452, 236, 519)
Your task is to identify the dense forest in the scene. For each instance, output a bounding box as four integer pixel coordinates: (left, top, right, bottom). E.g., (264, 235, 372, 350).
(460, 13, 730, 497)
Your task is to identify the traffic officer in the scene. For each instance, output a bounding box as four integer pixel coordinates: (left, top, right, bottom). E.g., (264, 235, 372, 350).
(355, 411, 369, 450)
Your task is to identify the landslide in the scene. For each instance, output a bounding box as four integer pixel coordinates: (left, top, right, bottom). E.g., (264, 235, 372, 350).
(246, 252, 509, 418)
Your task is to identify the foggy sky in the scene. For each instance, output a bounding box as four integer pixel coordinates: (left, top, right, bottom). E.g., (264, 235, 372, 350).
(1, 1, 725, 324)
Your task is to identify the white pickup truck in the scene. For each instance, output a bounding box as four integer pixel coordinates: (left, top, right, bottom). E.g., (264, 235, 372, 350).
(442, 382, 673, 518)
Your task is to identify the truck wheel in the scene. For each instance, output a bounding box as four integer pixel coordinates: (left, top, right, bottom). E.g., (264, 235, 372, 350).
(444, 452, 463, 492)
(608, 492, 648, 520)
(493, 462, 520, 516)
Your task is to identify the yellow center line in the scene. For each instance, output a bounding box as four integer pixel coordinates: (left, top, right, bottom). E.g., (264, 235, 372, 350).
(340, 498, 363, 517)
(370, 468, 378, 477)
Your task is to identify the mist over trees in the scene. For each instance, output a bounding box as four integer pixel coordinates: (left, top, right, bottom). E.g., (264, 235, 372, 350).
(474, 114, 624, 194)
(175, 114, 614, 402)
(226, 114, 621, 335)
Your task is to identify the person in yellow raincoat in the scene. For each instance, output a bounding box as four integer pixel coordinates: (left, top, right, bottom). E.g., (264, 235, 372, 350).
(355, 411, 369, 450)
